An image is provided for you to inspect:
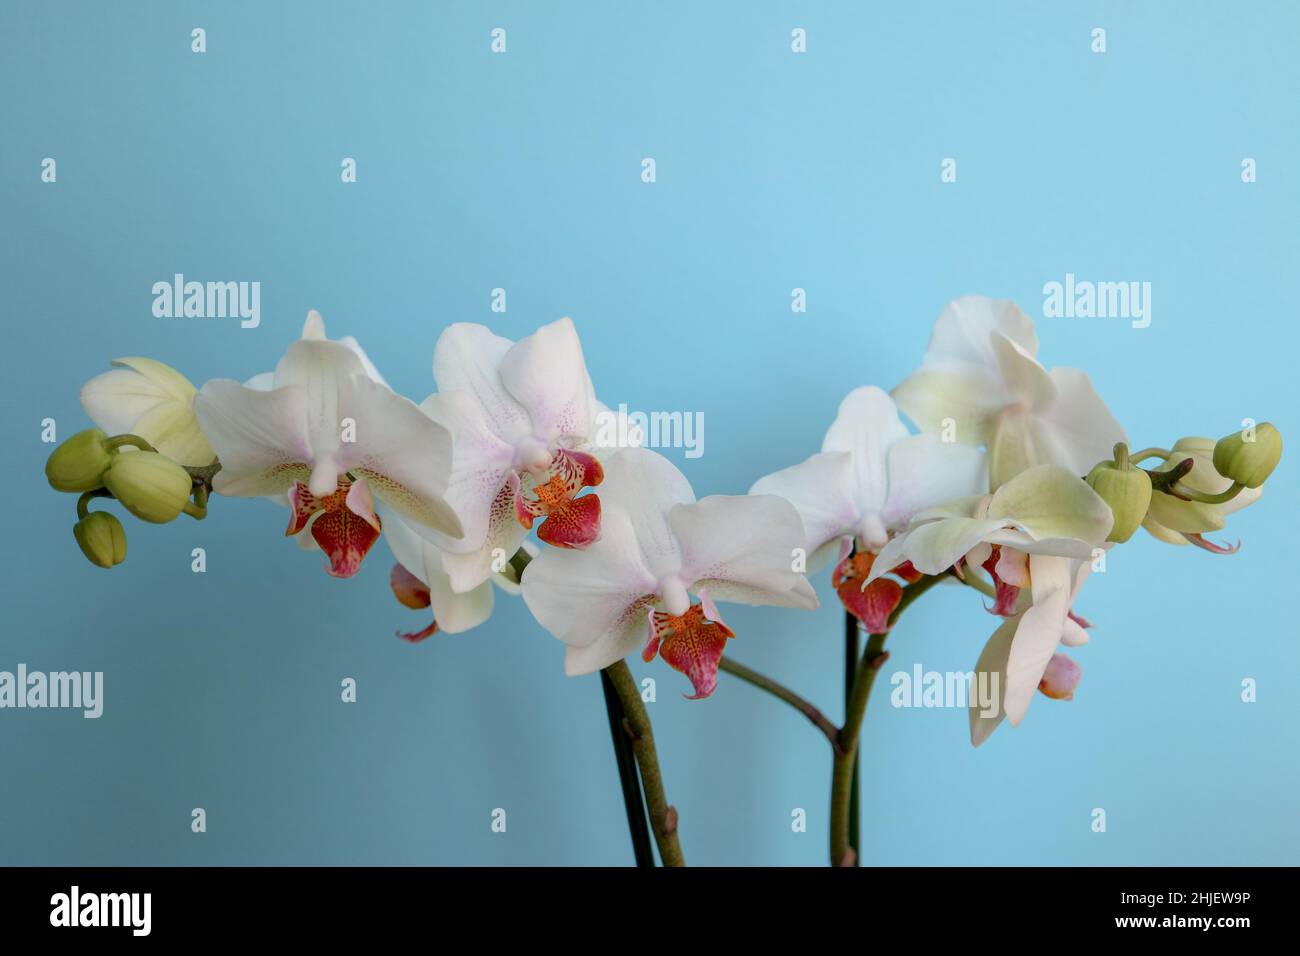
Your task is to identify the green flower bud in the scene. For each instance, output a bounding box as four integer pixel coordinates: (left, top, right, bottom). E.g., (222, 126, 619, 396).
(1085, 445, 1152, 543)
(103, 451, 193, 523)
(73, 511, 127, 568)
(45, 428, 115, 493)
(1213, 423, 1281, 489)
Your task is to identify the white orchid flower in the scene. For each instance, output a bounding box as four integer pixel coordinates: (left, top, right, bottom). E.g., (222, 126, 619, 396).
(80, 358, 215, 466)
(750, 385, 986, 631)
(864, 463, 1112, 741)
(417, 317, 608, 593)
(522, 448, 818, 699)
(1143, 437, 1262, 551)
(384, 507, 536, 640)
(193, 312, 461, 578)
(892, 296, 1126, 489)
(968, 554, 1095, 747)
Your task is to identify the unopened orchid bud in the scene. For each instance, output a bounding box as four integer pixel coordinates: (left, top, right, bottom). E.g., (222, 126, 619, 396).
(1038, 653, 1081, 701)
(1213, 423, 1281, 489)
(73, 511, 127, 568)
(1085, 444, 1152, 543)
(103, 451, 193, 523)
(45, 428, 115, 493)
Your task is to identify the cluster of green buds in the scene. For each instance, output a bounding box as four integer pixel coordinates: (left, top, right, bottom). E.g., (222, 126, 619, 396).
(1085, 424, 1282, 550)
(45, 428, 214, 569)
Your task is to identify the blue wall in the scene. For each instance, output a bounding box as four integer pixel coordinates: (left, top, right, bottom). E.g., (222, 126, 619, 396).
(2, 1, 1296, 865)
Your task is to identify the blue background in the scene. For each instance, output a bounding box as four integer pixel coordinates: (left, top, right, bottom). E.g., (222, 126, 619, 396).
(2, 1, 1296, 865)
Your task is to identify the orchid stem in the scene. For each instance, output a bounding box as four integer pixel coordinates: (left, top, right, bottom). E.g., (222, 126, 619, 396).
(829, 573, 946, 866)
(105, 434, 156, 453)
(1128, 447, 1171, 464)
(604, 661, 686, 867)
(718, 656, 842, 753)
(599, 669, 655, 867)
(844, 610, 861, 867)
(1168, 480, 1244, 505)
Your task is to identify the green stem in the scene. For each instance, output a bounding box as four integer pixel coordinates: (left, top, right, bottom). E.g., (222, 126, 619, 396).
(1168, 480, 1244, 505)
(1129, 447, 1171, 465)
(605, 660, 686, 867)
(829, 573, 947, 866)
(105, 434, 156, 453)
(75, 489, 112, 520)
(718, 656, 842, 753)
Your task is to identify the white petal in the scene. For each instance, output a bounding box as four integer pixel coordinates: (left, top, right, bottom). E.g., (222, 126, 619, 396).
(919, 295, 1039, 368)
(872, 516, 1005, 579)
(970, 615, 1018, 747)
(272, 337, 367, 467)
(1003, 554, 1073, 726)
(336, 375, 463, 539)
(521, 509, 659, 663)
(597, 449, 693, 579)
(881, 433, 988, 533)
(987, 464, 1113, 544)
(821, 386, 909, 514)
(419, 390, 517, 554)
(498, 317, 598, 445)
(80, 358, 213, 464)
(990, 332, 1055, 411)
(193, 380, 313, 496)
(382, 508, 493, 634)
(668, 494, 819, 610)
(893, 297, 1038, 443)
(1037, 366, 1127, 475)
(433, 323, 531, 443)
(749, 451, 859, 563)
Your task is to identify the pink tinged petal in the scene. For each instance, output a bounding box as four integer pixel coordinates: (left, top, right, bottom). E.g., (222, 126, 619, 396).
(397, 620, 439, 643)
(390, 563, 431, 609)
(697, 588, 727, 628)
(981, 548, 1021, 617)
(194, 380, 314, 497)
(1038, 653, 1082, 700)
(1183, 532, 1241, 554)
(497, 317, 598, 444)
(644, 604, 735, 700)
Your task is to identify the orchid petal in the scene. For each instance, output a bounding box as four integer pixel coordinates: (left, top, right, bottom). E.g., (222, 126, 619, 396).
(194, 380, 313, 496)
(433, 323, 531, 443)
(881, 432, 988, 533)
(749, 451, 859, 565)
(1003, 554, 1074, 726)
(336, 374, 462, 539)
(498, 317, 597, 446)
(382, 507, 493, 634)
(522, 509, 659, 672)
(821, 386, 909, 515)
(668, 494, 819, 610)
(986, 464, 1113, 544)
(970, 615, 1018, 747)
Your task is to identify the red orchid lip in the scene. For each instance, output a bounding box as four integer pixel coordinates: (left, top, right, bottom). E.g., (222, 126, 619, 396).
(513, 448, 604, 549)
(643, 602, 735, 700)
(286, 475, 382, 578)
